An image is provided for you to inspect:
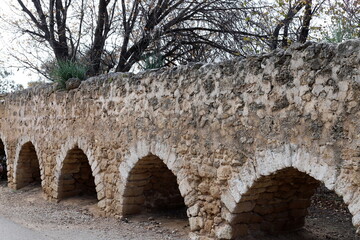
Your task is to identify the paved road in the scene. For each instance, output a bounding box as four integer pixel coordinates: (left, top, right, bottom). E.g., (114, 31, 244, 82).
(0, 215, 118, 240)
(0, 216, 52, 240)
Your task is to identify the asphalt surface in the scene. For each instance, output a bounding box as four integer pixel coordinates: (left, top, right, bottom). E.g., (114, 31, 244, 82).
(0, 215, 50, 240)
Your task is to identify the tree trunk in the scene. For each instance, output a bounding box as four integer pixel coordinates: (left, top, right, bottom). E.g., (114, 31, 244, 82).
(298, 0, 313, 43)
(88, 0, 110, 76)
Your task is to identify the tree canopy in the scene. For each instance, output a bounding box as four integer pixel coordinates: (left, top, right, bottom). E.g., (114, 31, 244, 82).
(1, 0, 358, 80)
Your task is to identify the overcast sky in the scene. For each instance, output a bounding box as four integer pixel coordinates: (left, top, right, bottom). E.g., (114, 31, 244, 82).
(1, 1, 41, 88)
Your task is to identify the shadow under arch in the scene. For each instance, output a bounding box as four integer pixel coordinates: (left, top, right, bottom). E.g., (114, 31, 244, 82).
(0, 138, 7, 181)
(219, 145, 360, 239)
(230, 167, 322, 238)
(15, 141, 41, 189)
(226, 168, 357, 239)
(121, 153, 186, 216)
(57, 146, 97, 200)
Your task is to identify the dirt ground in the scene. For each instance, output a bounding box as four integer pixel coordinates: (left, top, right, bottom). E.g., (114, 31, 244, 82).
(0, 182, 189, 240)
(304, 186, 359, 240)
(0, 182, 358, 240)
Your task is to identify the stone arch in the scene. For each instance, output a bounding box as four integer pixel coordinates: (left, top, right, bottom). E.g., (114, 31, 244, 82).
(0, 136, 7, 181)
(219, 144, 359, 239)
(14, 141, 42, 189)
(54, 137, 102, 201)
(57, 146, 96, 199)
(118, 140, 193, 216)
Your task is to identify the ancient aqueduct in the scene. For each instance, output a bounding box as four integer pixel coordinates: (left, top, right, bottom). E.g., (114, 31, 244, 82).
(0, 40, 359, 239)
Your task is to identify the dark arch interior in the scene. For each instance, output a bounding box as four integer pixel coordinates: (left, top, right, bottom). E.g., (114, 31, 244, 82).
(122, 154, 186, 216)
(58, 147, 96, 200)
(0, 139, 7, 181)
(231, 167, 355, 239)
(16, 142, 41, 189)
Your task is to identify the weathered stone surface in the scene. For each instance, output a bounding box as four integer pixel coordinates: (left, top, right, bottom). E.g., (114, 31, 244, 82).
(215, 224, 233, 239)
(0, 40, 360, 239)
(65, 78, 82, 90)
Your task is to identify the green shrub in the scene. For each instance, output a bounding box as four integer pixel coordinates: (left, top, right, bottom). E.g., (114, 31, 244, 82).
(323, 21, 357, 43)
(50, 60, 87, 89)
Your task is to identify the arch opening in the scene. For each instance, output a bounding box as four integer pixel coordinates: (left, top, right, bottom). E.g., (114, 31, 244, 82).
(230, 167, 355, 239)
(58, 147, 96, 200)
(0, 139, 7, 181)
(16, 142, 41, 189)
(122, 154, 186, 217)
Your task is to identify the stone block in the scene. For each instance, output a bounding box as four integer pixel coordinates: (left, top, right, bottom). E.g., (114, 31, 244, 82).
(217, 166, 232, 181)
(97, 189, 105, 200)
(209, 185, 220, 198)
(221, 190, 237, 213)
(214, 224, 233, 239)
(179, 178, 192, 197)
(122, 196, 145, 205)
(61, 163, 81, 174)
(187, 203, 200, 217)
(105, 188, 114, 199)
(123, 186, 144, 197)
(232, 224, 248, 237)
(184, 193, 197, 206)
(60, 184, 76, 192)
(234, 201, 256, 213)
(221, 207, 236, 223)
(189, 217, 204, 231)
(128, 172, 151, 181)
(45, 165, 52, 176)
(235, 212, 263, 224)
(121, 204, 141, 215)
(204, 220, 213, 233)
(61, 179, 76, 185)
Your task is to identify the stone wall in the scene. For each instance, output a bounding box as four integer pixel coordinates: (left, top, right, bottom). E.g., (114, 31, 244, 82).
(0, 39, 360, 239)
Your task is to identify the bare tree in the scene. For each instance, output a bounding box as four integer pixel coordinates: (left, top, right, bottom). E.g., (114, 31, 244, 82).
(16, 0, 73, 61)
(87, 0, 117, 75)
(15, 0, 117, 76)
(268, 0, 326, 49)
(339, 0, 360, 26)
(112, 0, 270, 72)
(7, 0, 337, 78)
(12, 0, 272, 75)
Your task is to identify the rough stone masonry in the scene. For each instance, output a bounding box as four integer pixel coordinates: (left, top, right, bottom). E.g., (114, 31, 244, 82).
(0, 39, 360, 239)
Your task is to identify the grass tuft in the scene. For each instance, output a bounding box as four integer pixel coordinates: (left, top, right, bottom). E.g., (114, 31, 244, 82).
(51, 60, 87, 89)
